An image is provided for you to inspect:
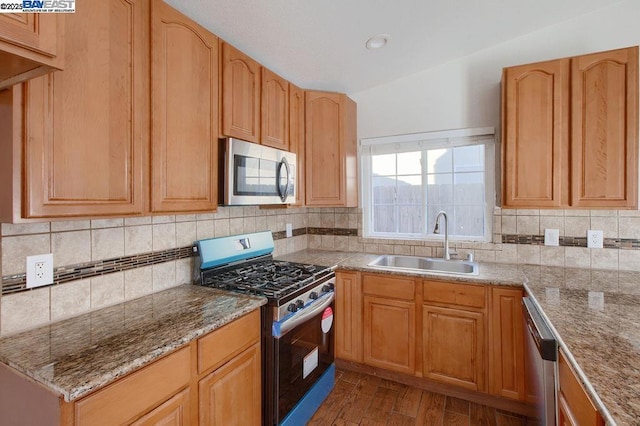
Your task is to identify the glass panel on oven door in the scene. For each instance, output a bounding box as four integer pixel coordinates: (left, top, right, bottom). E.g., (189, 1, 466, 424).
(277, 305, 334, 423)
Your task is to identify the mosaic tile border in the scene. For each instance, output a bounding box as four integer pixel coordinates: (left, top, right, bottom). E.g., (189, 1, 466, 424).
(0, 227, 358, 296)
(501, 234, 640, 249)
(2, 246, 195, 296)
(307, 227, 358, 236)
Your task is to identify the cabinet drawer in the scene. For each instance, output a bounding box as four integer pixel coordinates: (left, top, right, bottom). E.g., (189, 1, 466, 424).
(558, 350, 604, 426)
(422, 280, 486, 309)
(363, 274, 415, 301)
(75, 347, 190, 426)
(198, 310, 260, 374)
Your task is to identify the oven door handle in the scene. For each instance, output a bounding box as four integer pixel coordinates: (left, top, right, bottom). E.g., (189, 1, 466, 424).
(273, 292, 335, 338)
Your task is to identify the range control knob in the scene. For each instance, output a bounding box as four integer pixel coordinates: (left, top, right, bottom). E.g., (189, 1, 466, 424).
(287, 303, 297, 313)
(309, 291, 319, 300)
(322, 283, 335, 293)
(295, 299, 304, 309)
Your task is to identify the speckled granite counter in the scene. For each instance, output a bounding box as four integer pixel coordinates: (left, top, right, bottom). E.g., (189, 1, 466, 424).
(522, 265, 640, 426)
(276, 249, 527, 285)
(276, 250, 640, 425)
(0, 285, 266, 402)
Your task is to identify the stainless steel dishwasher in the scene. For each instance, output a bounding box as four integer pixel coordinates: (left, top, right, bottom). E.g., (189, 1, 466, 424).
(523, 296, 558, 426)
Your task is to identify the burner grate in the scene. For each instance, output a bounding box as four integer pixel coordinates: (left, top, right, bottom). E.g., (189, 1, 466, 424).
(200, 259, 331, 301)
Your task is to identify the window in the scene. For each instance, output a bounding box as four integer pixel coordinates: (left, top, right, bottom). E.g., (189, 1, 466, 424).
(361, 127, 495, 242)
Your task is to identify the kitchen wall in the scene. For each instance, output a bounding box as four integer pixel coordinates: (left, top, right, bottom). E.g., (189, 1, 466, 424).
(0, 206, 307, 336)
(2, 204, 640, 336)
(350, 0, 640, 140)
(346, 0, 640, 275)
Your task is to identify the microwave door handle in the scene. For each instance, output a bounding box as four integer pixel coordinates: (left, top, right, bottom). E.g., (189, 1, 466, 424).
(277, 157, 291, 202)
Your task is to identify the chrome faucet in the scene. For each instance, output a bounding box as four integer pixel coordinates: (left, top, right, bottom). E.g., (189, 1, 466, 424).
(433, 211, 451, 260)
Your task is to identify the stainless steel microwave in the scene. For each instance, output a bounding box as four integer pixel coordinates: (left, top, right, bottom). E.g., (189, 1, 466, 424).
(220, 138, 296, 205)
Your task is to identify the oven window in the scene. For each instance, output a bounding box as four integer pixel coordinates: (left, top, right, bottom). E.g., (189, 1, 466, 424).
(277, 306, 334, 422)
(234, 155, 278, 196)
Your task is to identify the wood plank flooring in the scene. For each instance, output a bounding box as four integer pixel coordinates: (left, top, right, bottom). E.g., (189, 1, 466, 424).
(309, 369, 539, 426)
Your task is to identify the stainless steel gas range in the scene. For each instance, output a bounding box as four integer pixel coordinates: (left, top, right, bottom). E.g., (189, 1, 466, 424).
(195, 231, 335, 426)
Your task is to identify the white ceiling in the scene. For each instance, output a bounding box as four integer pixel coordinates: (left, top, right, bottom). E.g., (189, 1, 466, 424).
(165, 0, 623, 95)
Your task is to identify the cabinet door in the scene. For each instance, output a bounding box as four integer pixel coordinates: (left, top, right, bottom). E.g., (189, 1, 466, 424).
(150, 0, 219, 213)
(363, 295, 415, 374)
(488, 287, 525, 400)
(129, 388, 190, 426)
(422, 305, 485, 392)
(261, 67, 289, 150)
(289, 83, 305, 205)
(23, 0, 148, 218)
(557, 351, 605, 426)
(221, 42, 261, 143)
(335, 271, 363, 362)
(502, 59, 570, 208)
(199, 343, 261, 426)
(0, 13, 59, 88)
(571, 46, 638, 208)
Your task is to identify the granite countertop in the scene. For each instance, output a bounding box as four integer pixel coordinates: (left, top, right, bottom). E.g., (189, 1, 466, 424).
(276, 249, 527, 286)
(522, 265, 640, 426)
(0, 285, 266, 402)
(276, 249, 639, 425)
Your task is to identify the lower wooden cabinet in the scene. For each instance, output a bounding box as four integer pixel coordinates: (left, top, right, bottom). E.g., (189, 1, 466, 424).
(199, 343, 261, 425)
(0, 310, 261, 425)
(74, 347, 191, 426)
(557, 350, 605, 426)
(422, 305, 485, 392)
(335, 271, 363, 362)
(130, 388, 191, 426)
(362, 274, 416, 375)
(364, 295, 416, 374)
(489, 287, 526, 400)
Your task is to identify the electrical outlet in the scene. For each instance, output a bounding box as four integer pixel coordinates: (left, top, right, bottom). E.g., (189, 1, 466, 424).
(26, 253, 54, 288)
(587, 230, 604, 249)
(544, 229, 560, 246)
(286, 223, 293, 238)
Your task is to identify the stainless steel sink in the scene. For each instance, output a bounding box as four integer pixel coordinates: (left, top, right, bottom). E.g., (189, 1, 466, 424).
(367, 255, 479, 275)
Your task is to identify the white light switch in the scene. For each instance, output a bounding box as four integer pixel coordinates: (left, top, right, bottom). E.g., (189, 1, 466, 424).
(544, 229, 559, 246)
(587, 230, 603, 249)
(286, 223, 293, 238)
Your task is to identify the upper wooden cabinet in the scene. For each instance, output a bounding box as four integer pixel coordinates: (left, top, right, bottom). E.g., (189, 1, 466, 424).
(305, 90, 358, 207)
(150, 0, 219, 213)
(261, 67, 289, 150)
(571, 47, 638, 208)
(289, 83, 305, 206)
(502, 59, 570, 207)
(220, 42, 261, 143)
(1, 0, 149, 221)
(0, 13, 61, 89)
(502, 46, 638, 209)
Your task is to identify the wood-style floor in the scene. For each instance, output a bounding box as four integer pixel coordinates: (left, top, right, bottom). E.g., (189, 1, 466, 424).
(309, 369, 539, 426)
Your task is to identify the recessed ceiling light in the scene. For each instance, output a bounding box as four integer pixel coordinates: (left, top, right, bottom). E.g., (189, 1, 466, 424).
(365, 34, 391, 50)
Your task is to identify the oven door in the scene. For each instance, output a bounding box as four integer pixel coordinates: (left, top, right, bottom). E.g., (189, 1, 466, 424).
(272, 296, 335, 424)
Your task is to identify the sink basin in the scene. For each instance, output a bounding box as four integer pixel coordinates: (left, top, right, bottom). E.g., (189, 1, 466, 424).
(367, 255, 479, 275)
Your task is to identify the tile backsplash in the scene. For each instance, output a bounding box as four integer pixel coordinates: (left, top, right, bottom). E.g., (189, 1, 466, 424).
(2, 205, 640, 336)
